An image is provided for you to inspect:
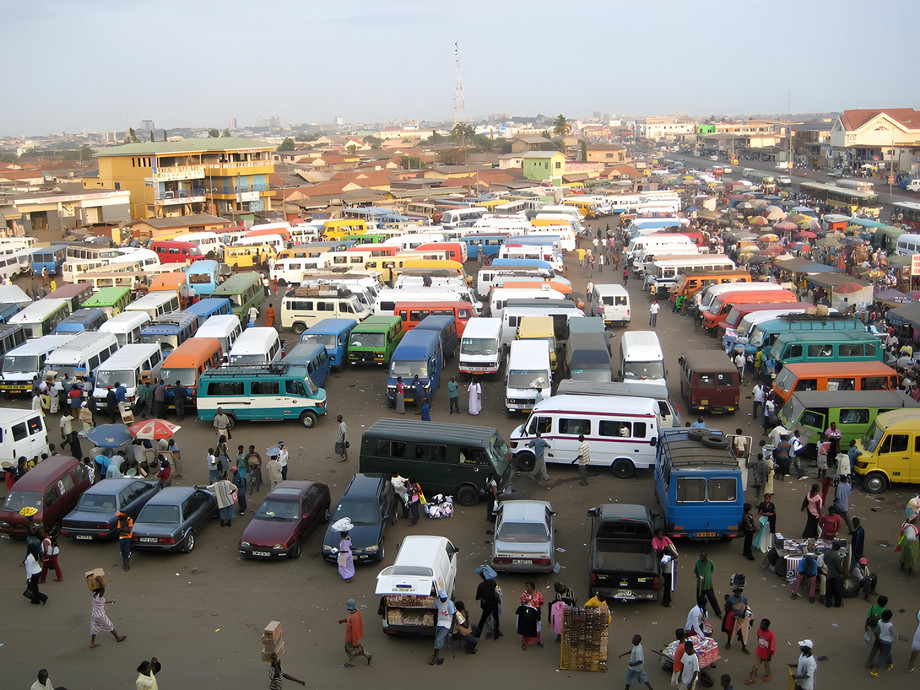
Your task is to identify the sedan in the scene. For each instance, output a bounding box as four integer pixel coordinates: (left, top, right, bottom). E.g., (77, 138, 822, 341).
(61, 478, 160, 541)
(491, 500, 556, 573)
(239, 481, 331, 560)
(322, 473, 398, 564)
(132, 487, 217, 553)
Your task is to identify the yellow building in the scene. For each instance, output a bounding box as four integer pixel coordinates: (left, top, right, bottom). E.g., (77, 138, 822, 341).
(90, 138, 275, 221)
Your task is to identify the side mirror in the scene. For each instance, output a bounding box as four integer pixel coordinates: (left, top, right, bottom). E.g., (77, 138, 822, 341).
(650, 437, 658, 447)
(586, 507, 599, 518)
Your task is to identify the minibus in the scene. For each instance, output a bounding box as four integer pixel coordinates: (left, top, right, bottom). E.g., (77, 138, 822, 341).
(9, 299, 72, 339)
(772, 361, 900, 405)
(358, 419, 511, 506)
(525, 221, 577, 251)
(701, 289, 797, 331)
(509, 394, 659, 478)
(160, 337, 224, 406)
(185, 259, 224, 296)
(729, 307, 829, 347)
(645, 254, 735, 293)
(854, 409, 920, 493)
(194, 314, 242, 353)
(769, 330, 883, 366)
(564, 331, 613, 382)
(323, 218, 368, 240)
(245, 221, 292, 243)
(555, 379, 680, 428)
(516, 316, 558, 371)
(299, 318, 356, 372)
(228, 327, 281, 366)
(374, 287, 474, 316)
(476, 266, 561, 298)
(590, 283, 630, 326)
(30, 245, 68, 276)
(394, 301, 474, 340)
(125, 292, 181, 320)
(148, 272, 191, 309)
(501, 299, 585, 349)
(280, 286, 370, 334)
(282, 342, 331, 388)
(140, 312, 199, 352)
(625, 233, 695, 261)
(386, 329, 443, 405)
(717, 301, 815, 339)
(212, 272, 265, 320)
(460, 233, 511, 260)
(669, 269, 752, 303)
(618, 330, 665, 384)
(414, 314, 459, 362)
(0, 334, 75, 394)
(224, 244, 276, 269)
(634, 247, 702, 277)
(497, 243, 564, 274)
(42, 331, 119, 381)
(489, 286, 566, 322)
(697, 281, 784, 313)
(0, 408, 47, 468)
(98, 310, 151, 347)
(161, 231, 222, 257)
(677, 350, 740, 414)
(505, 339, 552, 414)
(53, 308, 107, 335)
(347, 315, 404, 365)
(412, 242, 466, 264)
(0, 322, 27, 361)
(182, 297, 233, 329)
(0, 455, 90, 539)
(0, 248, 32, 282)
(81, 286, 132, 318)
(741, 314, 863, 356)
(440, 207, 487, 229)
(150, 240, 205, 265)
(196, 362, 327, 428)
(92, 344, 165, 402)
(459, 317, 503, 377)
(46, 283, 94, 313)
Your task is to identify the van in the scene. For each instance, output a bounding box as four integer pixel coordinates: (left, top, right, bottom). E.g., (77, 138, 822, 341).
(590, 283, 630, 326)
(148, 272, 191, 310)
(618, 331, 665, 383)
(497, 243, 564, 274)
(299, 318, 357, 372)
(45, 283, 94, 313)
(778, 390, 918, 457)
(565, 331, 613, 382)
(0, 333, 68, 395)
(99, 310, 151, 347)
(92, 344, 165, 402)
(678, 350, 740, 414)
(223, 244, 276, 269)
(232, 233, 284, 256)
(625, 233, 695, 261)
(741, 313, 864, 356)
(212, 272, 265, 321)
(769, 330, 883, 366)
(375, 287, 479, 316)
(196, 362, 326, 428)
(282, 342, 331, 389)
(280, 286, 370, 334)
(772, 361, 899, 405)
(669, 269, 752, 303)
(717, 301, 815, 339)
(0, 408, 51, 476)
(555, 379, 681, 428)
(49, 308, 105, 335)
(9, 299, 72, 339)
(505, 339, 552, 413)
(459, 317, 502, 378)
(81, 286, 132, 319)
(489, 286, 565, 322)
(194, 314, 242, 353)
(359, 418, 511, 506)
(854, 409, 920, 493)
(228, 327, 281, 366)
(42, 331, 119, 382)
(182, 297, 233, 329)
(697, 281, 785, 312)
(125, 292, 181, 320)
(150, 240, 204, 265)
(386, 329, 442, 405)
(394, 301, 473, 340)
(139, 312, 199, 353)
(159, 337, 223, 406)
(0, 454, 91, 541)
(730, 307, 834, 347)
(516, 316, 557, 371)
(701, 289, 797, 331)
(509, 394, 659, 478)
(414, 314, 459, 362)
(501, 300, 585, 350)
(348, 315, 404, 366)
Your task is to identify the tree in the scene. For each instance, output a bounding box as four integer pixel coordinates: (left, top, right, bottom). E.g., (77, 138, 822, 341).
(162, 130, 168, 141)
(437, 148, 466, 165)
(222, 128, 231, 137)
(208, 128, 220, 138)
(553, 115, 571, 137)
(126, 127, 140, 144)
(400, 155, 421, 170)
(364, 135, 382, 150)
(0, 152, 18, 163)
(277, 138, 296, 152)
(450, 123, 476, 145)
(580, 140, 587, 161)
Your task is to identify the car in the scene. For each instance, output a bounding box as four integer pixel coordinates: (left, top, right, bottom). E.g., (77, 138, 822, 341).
(322, 473, 398, 564)
(131, 486, 217, 553)
(491, 499, 556, 573)
(722, 166, 733, 174)
(239, 480, 331, 560)
(777, 176, 792, 186)
(826, 169, 843, 178)
(708, 155, 719, 161)
(61, 478, 161, 541)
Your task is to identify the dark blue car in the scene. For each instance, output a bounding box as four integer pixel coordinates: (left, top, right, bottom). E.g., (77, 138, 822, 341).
(61, 478, 161, 541)
(322, 474, 398, 564)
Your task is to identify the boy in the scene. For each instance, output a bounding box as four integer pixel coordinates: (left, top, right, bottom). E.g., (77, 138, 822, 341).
(619, 634, 653, 690)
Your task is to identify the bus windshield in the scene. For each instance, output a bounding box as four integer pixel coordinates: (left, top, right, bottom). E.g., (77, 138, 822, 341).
(350, 332, 384, 348)
(160, 368, 196, 387)
(97, 369, 136, 389)
(622, 361, 665, 380)
(390, 360, 428, 378)
(507, 369, 549, 389)
(301, 333, 336, 348)
(461, 337, 497, 355)
(2, 354, 39, 373)
(861, 423, 885, 453)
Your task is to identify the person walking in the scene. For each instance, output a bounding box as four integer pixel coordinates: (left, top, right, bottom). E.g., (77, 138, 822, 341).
(89, 580, 127, 648)
(586, 280, 594, 304)
(394, 376, 406, 414)
(623, 267, 629, 285)
(335, 416, 348, 462)
(116, 511, 133, 571)
(336, 531, 355, 582)
(802, 483, 823, 538)
(135, 381, 152, 419)
(230, 466, 247, 515)
(269, 652, 305, 687)
(135, 658, 161, 690)
(197, 474, 238, 527)
(467, 377, 482, 415)
(420, 398, 431, 421)
(898, 513, 919, 574)
(277, 441, 289, 479)
(264, 304, 275, 329)
(525, 430, 550, 482)
(693, 552, 723, 618)
(744, 619, 776, 685)
(652, 529, 678, 607)
(573, 434, 590, 486)
(475, 567, 502, 640)
(907, 609, 920, 673)
(649, 300, 660, 327)
(792, 640, 817, 690)
(24, 541, 46, 605)
(212, 407, 231, 440)
(38, 529, 62, 583)
(447, 377, 460, 414)
(818, 506, 842, 540)
(865, 595, 889, 668)
(79, 400, 94, 431)
(619, 634, 654, 690)
(678, 641, 700, 690)
(823, 541, 845, 608)
(152, 379, 166, 419)
(338, 599, 372, 667)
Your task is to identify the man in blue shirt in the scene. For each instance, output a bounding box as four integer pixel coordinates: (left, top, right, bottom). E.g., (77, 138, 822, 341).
(525, 431, 551, 482)
(114, 381, 127, 403)
(691, 417, 707, 428)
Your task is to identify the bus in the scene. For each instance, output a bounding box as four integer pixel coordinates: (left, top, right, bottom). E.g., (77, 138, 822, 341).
(61, 247, 159, 282)
(0, 323, 27, 367)
(154, 231, 223, 257)
(185, 259, 224, 296)
(98, 310, 151, 347)
(0, 333, 73, 394)
(837, 179, 875, 193)
(323, 219, 368, 240)
(140, 312, 199, 352)
(0, 237, 37, 254)
(211, 272, 265, 320)
(441, 207, 487, 229)
(561, 197, 597, 218)
(645, 254, 736, 293)
(81, 286, 132, 318)
(30, 245, 68, 276)
(893, 201, 920, 230)
(10, 299, 72, 339)
(800, 182, 881, 215)
(160, 337, 224, 406)
(0, 248, 31, 282)
(181, 297, 233, 328)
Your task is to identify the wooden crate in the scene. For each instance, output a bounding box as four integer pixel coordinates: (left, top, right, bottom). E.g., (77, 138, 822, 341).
(84, 568, 106, 591)
(262, 621, 283, 644)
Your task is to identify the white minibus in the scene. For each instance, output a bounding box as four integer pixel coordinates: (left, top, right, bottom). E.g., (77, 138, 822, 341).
(590, 284, 631, 326)
(228, 327, 281, 366)
(233, 234, 285, 256)
(9, 299, 72, 339)
(125, 292, 181, 320)
(459, 317, 503, 377)
(618, 331, 665, 384)
(505, 339, 552, 413)
(497, 244, 564, 273)
(41, 331, 119, 381)
(489, 286, 566, 321)
(281, 287, 371, 333)
(92, 344, 164, 401)
(645, 254, 735, 292)
(501, 300, 585, 350)
(99, 311, 151, 347)
(195, 314, 242, 353)
(0, 335, 76, 394)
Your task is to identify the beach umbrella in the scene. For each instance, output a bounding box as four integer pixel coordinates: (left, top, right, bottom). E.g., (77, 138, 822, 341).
(760, 245, 787, 256)
(129, 419, 181, 440)
(833, 281, 866, 294)
(84, 424, 133, 448)
(795, 230, 817, 239)
(775, 220, 798, 232)
(266, 445, 281, 458)
(791, 242, 811, 252)
(758, 233, 779, 243)
(817, 236, 842, 248)
(751, 216, 768, 226)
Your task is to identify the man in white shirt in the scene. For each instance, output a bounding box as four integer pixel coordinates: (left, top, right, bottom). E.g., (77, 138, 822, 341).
(793, 639, 817, 689)
(678, 641, 700, 690)
(649, 301, 660, 327)
(30, 668, 55, 690)
(752, 382, 765, 420)
(768, 421, 788, 448)
(685, 597, 707, 638)
(429, 589, 456, 666)
(734, 351, 746, 380)
(573, 434, 590, 486)
(277, 442, 289, 480)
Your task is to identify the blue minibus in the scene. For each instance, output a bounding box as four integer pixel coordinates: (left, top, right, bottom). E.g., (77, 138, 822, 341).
(282, 342, 331, 389)
(185, 259, 223, 296)
(299, 317, 357, 372)
(386, 329, 443, 405)
(31, 245, 68, 276)
(53, 308, 107, 335)
(139, 312, 199, 353)
(182, 297, 233, 329)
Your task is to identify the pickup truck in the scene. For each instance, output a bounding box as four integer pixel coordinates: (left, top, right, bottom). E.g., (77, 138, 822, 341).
(586, 504, 661, 601)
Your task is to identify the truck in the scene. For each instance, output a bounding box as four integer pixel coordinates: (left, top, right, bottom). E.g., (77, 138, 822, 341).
(375, 535, 459, 635)
(586, 504, 661, 601)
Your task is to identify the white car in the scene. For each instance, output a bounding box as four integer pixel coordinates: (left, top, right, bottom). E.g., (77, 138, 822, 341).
(491, 500, 556, 573)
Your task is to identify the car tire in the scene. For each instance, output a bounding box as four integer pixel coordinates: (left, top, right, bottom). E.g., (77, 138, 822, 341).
(299, 411, 316, 428)
(456, 485, 479, 507)
(322, 506, 331, 523)
(390, 501, 399, 525)
(863, 472, 887, 494)
(612, 459, 636, 479)
(702, 435, 729, 450)
(376, 545, 385, 562)
(687, 429, 706, 442)
(290, 538, 302, 560)
(292, 322, 306, 335)
(515, 452, 536, 473)
(182, 530, 195, 553)
(48, 521, 62, 539)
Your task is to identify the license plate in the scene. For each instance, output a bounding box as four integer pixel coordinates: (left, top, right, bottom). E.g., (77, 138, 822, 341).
(139, 537, 157, 543)
(696, 532, 718, 538)
(616, 589, 635, 598)
(701, 399, 709, 405)
(512, 559, 532, 565)
(76, 535, 93, 540)
(252, 550, 271, 557)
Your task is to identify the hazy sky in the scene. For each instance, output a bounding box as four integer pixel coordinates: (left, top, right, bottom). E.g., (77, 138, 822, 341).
(2, 0, 917, 136)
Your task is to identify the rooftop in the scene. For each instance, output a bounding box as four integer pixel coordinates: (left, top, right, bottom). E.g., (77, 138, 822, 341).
(96, 137, 274, 157)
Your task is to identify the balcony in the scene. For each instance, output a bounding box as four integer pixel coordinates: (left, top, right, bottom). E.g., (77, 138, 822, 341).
(204, 160, 273, 176)
(154, 188, 207, 205)
(150, 165, 206, 182)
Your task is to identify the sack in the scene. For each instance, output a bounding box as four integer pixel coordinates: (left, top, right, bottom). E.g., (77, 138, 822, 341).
(336, 552, 348, 568)
(864, 630, 873, 646)
(23, 587, 36, 602)
(231, 489, 238, 504)
(345, 440, 350, 449)
(334, 441, 344, 455)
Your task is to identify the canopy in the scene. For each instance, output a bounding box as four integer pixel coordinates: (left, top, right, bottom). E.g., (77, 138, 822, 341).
(84, 424, 133, 449)
(887, 303, 920, 330)
(795, 230, 817, 239)
(874, 288, 914, 305)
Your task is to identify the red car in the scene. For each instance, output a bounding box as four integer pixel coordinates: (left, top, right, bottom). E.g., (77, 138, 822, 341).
(238, 480, 331, 559)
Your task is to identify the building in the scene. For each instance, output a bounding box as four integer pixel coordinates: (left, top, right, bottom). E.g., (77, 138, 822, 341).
(585, 144, 628, 165)
(1, 189, 131, 241)
(830, 108, 920, 175)
(510, 136, 554, 153)
(123, 213, 233, 243)
(635, 117, 697, 141)
(91, 138, 275, 221)
(520, 151, 566, 185)
(792, 122, 833, 168)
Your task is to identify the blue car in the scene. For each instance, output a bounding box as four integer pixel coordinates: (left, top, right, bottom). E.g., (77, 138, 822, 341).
(131, 486, 218, 553)
(61, 478, 161, 541)
(322, 474, 398, 564)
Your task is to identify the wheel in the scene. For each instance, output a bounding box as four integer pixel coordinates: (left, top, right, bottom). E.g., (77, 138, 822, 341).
(515, 452, 536, 472)
(864, 472, 887, 494)
(687, 429, 706, 442)
(292, 321, 306, 335)
(289, 538, 302, 560)
(48, 521, 62, 539)
(389, 499, 399, 525)
(702, 435, 729, 450)
(612, 459, 636, 479)
(182, 530, 196, 553)
(299, 411, 316, 428)
(376, 545, 386, 562)
(322, 506, 331, 523)
(456, 485, 479, 507)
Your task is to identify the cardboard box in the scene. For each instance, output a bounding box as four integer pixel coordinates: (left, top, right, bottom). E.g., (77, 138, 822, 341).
(85, 568, 106, 591)
(261, 639, 285, 662)
(262, 620, 283, 644)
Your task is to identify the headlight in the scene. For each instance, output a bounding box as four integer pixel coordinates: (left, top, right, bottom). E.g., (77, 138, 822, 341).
(240, 541, 250, 548)
(322, 545, 334, 552)
(273, 544, 284, 550)
(365, 545, 379, 552)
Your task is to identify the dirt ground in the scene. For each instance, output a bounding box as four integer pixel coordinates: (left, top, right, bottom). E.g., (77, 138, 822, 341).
(2, 219, 918, 689)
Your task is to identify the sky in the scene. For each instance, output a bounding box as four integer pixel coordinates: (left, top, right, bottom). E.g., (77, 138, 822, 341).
(2, 0, 917, 136)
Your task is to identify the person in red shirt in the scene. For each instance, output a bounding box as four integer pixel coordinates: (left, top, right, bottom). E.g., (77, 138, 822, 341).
(155, 454, 171, 488)
(338, 598, 372, 668)
(670, 628, 687, 687)
(745, 618, 776, 685)
(818, 506, 842, 540)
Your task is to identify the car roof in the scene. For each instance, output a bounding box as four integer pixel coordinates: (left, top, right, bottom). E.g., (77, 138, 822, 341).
(265, 480, 320, 501)
(499, 500, 552, 522)
(83, 478, 151, 494)
(144, 486, 199, 504)
(341, 473, 386, 500)
(5, 456, 79, 490)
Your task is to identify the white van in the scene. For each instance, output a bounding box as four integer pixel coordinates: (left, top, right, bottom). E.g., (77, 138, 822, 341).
(125, 292, 181, 320)
(0, 408, 50, 468)
(634, 246, 701, 276)
(228, 327, 281, 366)
(497, 244, 564, 274)
(505, 339, 552, 413)
(233, 234, 285, 256)
(0, 335, 77, 394)
(618, 331, 666, 383)
(555, 379, 681, 428)
(92, 344, 164, 401)
(41, 331, 119, 381)
(174, 231, 223, 256)
(459, 317, 503, 377)
(590, 284, 630, 326)
(380, 232, 449, 252)
(625, 232, 695, 261)
(476, 267, 564, 299)
(281, 287, 371, 333)
(896, 234, 920, 257)
(489, 286, 565, 321)
(501, 301, 585, 350)
(508, 394, 659, 478)
(195, 314, 242, 352)
(441, 207, 487, 229)
(99, 310, 152, 347)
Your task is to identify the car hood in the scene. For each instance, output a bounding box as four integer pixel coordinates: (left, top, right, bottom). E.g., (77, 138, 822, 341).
(63, 510, 117, 526)
(241, 518, 298, 547)
(323, 523, 382, 552)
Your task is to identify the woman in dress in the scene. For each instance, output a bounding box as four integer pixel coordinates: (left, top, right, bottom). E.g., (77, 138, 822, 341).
(519, 582, 544, 649)
(899, 514, 919, 575)
(89, 581, 126, 648)
(802, 483, 823, 539)
(38, 529, 62, 583)
(337, 531, 355, 582)
(395, 376, 405, 414)
(467, 377, 482, 416)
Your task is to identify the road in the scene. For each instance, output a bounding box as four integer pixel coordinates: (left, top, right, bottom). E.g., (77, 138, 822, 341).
(2, 226, 918, 689)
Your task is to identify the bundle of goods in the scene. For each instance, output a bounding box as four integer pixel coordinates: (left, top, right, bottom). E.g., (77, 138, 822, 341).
(425, 494, 454, 519)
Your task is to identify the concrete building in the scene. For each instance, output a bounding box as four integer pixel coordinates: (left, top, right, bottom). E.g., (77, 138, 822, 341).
(830, 108, 920, 175)
(1, 189, 131, 241)
(520, 151, 566, 185)
(585, 144, 628, 165)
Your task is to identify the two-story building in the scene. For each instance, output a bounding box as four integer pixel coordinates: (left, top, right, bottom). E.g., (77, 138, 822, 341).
(520, 151, 566, 185)
(829, 108, 920, 175)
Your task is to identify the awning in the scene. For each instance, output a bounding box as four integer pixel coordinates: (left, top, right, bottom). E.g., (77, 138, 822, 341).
(887, 303, 920, 329)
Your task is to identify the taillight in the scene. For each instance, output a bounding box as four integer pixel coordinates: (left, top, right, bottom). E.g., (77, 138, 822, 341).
(533, 558, 551, 566)
(492, 557, 512, 564)
(158, 537, 175, 544)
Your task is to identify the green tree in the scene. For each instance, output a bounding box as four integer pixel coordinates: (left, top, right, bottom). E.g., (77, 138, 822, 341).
(364, 135, 382, 150)
(580, 139, 587, 161)
(162, 130, 168, 141)
(437, 148, 465, 165)
(222, 128, 231, 137)
(277, 138, 296, 152)
(126, 127, 140, 143)
(450, 123, 476, 145)
(400, 155, 421, 170)
(346, 144, 357, 153)
(208, 128, 220, 138)
(553, 114, 571, 137)
(0, 152, 18, 163)
(294, 134, 309, 141)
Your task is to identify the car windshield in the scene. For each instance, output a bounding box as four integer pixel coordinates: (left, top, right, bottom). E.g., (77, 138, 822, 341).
(390, 359, 427, 378)
(76, 493, 119, 513)
(160, 368, 196, 387)
(333, 500, 379, 525)
(497, 520, 548, 542)
(508, 369, 549, 389)
(571, 367, 612, 382)
(861, 423, 885, 453)
(255, 499, 299, 521)
(350, 332, 384, 348)
(230, 353, 267, 365)
(2, 490, 41, 512)
(137, 505, 180, 524)
(2, 354, 39, 373)
(623, 361, 665, 380)
(773, 367, 796, 391)
(301, 333, 336, 348)
(461, 337, 497, 356)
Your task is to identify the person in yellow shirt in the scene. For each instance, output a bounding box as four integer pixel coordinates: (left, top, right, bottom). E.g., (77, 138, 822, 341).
(576, 247, 586, 267)
(583, 591, 612, 623)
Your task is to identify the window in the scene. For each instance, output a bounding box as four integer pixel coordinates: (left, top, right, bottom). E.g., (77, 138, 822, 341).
(789, 344, 804, 358)
(285, 379, 306, 396)
(599, 420, 633, 437)
(208, 381, 243, 395)
(794, 378, 817, 391)
(375, 440, 406, 457)
(527, 416, 552, 434)
(27, 416, 43, 436)
(801, 410, 826, 428)
(252, 381, 279, 395)
(12, 421, 27, 441)
(415, 443, 447, 461)
(558, 417, 590, 436)
(44, 485, 58, 508)
(708, 478, 737, 502)
(839, 408, 869, 425)
(676, 478, 705, 502)
(838, 344, 862, 357)
(809, 344, 835, 357)
(459, 447, 488, 465)
(880, 434, 908, 454)
(862, 376, 890, 390)
(410, 310, 427, 322)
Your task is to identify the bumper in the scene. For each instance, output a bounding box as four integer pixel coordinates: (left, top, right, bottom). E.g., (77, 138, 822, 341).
(62, 528, 117, 540)
(239, 545, 295, 560)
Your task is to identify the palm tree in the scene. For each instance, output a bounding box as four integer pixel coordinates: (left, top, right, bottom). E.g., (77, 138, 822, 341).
(553, 114, 571, 137)
(450, 123, 476, 145)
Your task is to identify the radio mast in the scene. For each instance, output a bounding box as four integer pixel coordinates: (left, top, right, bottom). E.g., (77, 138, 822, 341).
(453, 41, 465, 127)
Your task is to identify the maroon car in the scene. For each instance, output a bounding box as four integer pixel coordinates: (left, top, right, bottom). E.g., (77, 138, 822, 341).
(238, 480, 331, 559)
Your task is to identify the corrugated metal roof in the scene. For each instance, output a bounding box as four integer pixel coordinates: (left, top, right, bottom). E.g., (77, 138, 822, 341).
(96, 138, 273, 157)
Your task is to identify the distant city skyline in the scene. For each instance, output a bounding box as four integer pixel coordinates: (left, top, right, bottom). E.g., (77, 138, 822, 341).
(2, 0, 915, 137)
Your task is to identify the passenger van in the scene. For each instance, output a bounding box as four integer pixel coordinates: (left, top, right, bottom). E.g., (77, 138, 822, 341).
(386, 329, 443, 405)
(644, 254, 735, 293)
(730, 307, 830, 348)
(459, 317, 503, 377)
(212, 272, 265, 321)
(139, 312, 199, 352)
(159, 337, 223, 406)
(895, 233, 920, 257)
(555, 379, 681, 428)
(854, 409, 920, 493)
(150, 240, 205, 265)
(81, 286, 132, 319)
(414, 314, 459, 361)
(375, 287, 479, 316)
(197, 362, 326, 428)
(509, 395, 659, 478)
(92, 344, 165, 402)
(505, 339, 552, 413)
(0, 335, 76, 394)
(716, 301, 814, 339)
(281, 286, 370, 334)
(194, 314, 242, 353)
(282, 342, 331, 388)
(516, 316, 558, 371)
(234, 234, 285, 257)
(0, 454, 90, 538)
(590, 283, 630, 326)
(618, 331, 665, 383)
(148, 272, 191, 309)
(10, 299, 72, 339)
(497, 243, 564, 274)
(359, 419, 511, 506)
(476, 266, 559, 298)
(394, 301, 473, 340)
(772, 361, 899, 405)
(348, 315, 405, 366)
(625, 233, 695, 261)
(42, 331, 119, 381)
(564, 331, 613, 382)
(697, 281, 784, 312)
(185, 259, 225, 297)
(228, 327, 281, 366)
(182, 297, 233, 329)
(461, 233, 511, 261)
(224, 244, 276, 269)
(45, 283, 94, 313)
(741, 313, 862, 356)
(0, 408, 49, 470)
(299, 318, 357, 372)
(501, 300, 585, 350)
(30, 245, 68, 276)
(778, 390, 918, 456)
(52, 308, 107, 335)
(489, 286, 565, 322)
(769, 330, 883, 366)
(702, 289, 797, 331)
(677, 350, 740, 414)
(99, 310, 151, 347)
(669, 269, 752, 303)
(125, 292, 181, 320)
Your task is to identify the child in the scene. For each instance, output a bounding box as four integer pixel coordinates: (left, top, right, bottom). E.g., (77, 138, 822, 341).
(618, 634, 653, 690)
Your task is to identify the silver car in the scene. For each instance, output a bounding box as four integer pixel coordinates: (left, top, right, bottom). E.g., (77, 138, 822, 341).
(491, 500, 556, 573)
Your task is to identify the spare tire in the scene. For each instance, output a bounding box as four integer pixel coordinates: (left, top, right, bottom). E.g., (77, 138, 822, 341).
(702, 435, 729, 450)
(688, 429, 706, 442)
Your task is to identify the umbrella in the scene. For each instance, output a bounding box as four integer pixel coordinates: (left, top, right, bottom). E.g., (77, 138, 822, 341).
(817, 236, 842, 248)
(266, 445, 281, 458)
(765, 208, 785, 221)
(738, 201, 754, 210)
(791, 242, 811, 252)
(750, 216, 768, 226)
(331, 517, 354, 532)
(760, 245, 787, 256)
(758, 233, 780, 243)
(746, 254, 773, 265)
(129, 418, 181, 440)
(795, 230, 817, 239)
(775, 221, 798, 232)
(738, 245, 759, 254)
(84, 424, 133, 448)
(834, 281, 866, 294)
(752, 199, 768, 208)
